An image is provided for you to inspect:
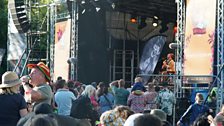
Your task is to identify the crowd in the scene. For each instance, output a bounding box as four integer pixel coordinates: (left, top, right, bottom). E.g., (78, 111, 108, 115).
(0, 62, 224, 126)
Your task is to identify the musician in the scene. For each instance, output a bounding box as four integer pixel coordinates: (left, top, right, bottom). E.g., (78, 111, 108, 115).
(162, 53, 175, 74)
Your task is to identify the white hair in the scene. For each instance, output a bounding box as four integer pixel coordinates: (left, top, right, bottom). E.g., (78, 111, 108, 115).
(81, 85, 96, 98)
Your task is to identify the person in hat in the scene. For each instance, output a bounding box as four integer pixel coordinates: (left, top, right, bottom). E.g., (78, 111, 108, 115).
(157, 81, 175, 124)
(20, 62, 53, 107)
(0, 71, 28, 126)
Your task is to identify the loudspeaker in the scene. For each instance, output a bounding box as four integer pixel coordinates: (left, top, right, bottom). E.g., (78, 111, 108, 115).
(8, 0, 30, 33)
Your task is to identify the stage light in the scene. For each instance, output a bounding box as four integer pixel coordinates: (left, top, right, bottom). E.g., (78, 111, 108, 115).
(90, 0, 101, 12)
(81, 0, 85, 4)
(106, 0, 115, 9)
(152, 18, 158, 27)
(130, 15, 137, 23)
(81, 9, 86, 14)
(154, 15, 159, 20)
(96, 7, 101, 12)
(111, 3, 115, 9)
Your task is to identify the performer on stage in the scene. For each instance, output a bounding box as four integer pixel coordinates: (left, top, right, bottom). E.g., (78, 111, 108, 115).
(160, 53, 175, 82)
(162, 53, 175, 74)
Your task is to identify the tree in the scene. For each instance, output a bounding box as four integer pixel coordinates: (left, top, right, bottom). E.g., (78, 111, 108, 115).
(0, 0, 8, 77)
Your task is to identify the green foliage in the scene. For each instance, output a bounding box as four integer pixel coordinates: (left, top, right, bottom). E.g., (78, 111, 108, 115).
(0, 0, 8, 48)
(0, 0, 7, 75)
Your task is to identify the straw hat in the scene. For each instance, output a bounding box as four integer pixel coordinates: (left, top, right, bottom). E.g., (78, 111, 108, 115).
(27, 62, 50, 82)
(0, 71, 22, 88)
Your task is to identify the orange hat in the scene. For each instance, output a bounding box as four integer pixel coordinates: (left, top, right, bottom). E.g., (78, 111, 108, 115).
(27, 62, 51, 82)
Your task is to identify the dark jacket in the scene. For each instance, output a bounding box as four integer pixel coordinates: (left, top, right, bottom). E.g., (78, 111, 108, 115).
(131, 82, 146, 92)
(179, 103, 209, 125)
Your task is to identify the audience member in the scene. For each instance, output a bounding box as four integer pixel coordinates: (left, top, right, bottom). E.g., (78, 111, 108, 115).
(134, 114, 162, 126)
(113, 105, 134, 121)
(124, 113, 143, 126)
(24, 113, 91, 126)
(177, 93, 210, 126)
(98, 85, 114, 114)
(17, 103, 54, 126)
(70, 85, 98, 126)
(54, 79, 76, 116)
(67, 80, 78, 97)
(150, 109, 171, 126)
(144, 83, 158, 110)
(20, 62, 53, 107)
(192, 114, 210, 126)
(157, 82, 175, 123)
(128, 89, 146, 113)
(131, 77, 146, 92)
(96, 82, 106, 98)
(110, 79, 130, 106)
(214, 104, 224, 125)
(100, 110, 124, 126)
(0, 71, 28, 126)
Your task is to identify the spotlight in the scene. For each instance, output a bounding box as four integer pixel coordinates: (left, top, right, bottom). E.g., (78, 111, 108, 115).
(152, 18, 158, 27)
(111, 3, 115, 9)
(106, 0, 115, 9)
(81, 9, 86, 14)
(154, 15, 159, 20)
(130, 15, 137, 23)
(81, 0, 85, 4)
(96, 7, 101, 12)
(90, 0, 101, 12)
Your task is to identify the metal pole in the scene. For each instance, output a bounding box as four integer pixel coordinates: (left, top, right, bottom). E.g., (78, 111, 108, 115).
(122, 13, 126, 81)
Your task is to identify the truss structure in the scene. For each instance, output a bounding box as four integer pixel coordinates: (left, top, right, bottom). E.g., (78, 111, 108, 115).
(216, 0, 224, 112)
(175, 0, 224, 113)
(70, 1, 79, 81)
(175, 0, 185, 98)
(49, 3, 56, 79)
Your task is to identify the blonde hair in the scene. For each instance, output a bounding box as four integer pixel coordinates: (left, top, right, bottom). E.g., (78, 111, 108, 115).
(196, 93, 204, 101)
(114, 105, 134, 120)
(134, 77, 142, 83)
(81, 85, 96, 98)
(0, 85, 19, 95)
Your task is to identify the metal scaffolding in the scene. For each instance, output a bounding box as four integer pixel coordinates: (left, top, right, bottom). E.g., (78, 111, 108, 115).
(70, 1, 79, 81)
(49, 3, 56, 79)
(175, 0, 185, 98)
(175, 0, 224, 113)
(216, 0, 224, 112)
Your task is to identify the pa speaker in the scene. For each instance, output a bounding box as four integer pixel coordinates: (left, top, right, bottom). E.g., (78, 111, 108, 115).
(8, 0, 30, 33)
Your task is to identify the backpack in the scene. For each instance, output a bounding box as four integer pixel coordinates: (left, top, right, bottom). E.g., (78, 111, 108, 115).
(70, 95, 99, 125)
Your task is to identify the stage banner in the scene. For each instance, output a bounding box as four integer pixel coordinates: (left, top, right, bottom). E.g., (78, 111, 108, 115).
(140, 36, 166, 75)
(184, 0, 216, 76)
(54, 19, 71, 81)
